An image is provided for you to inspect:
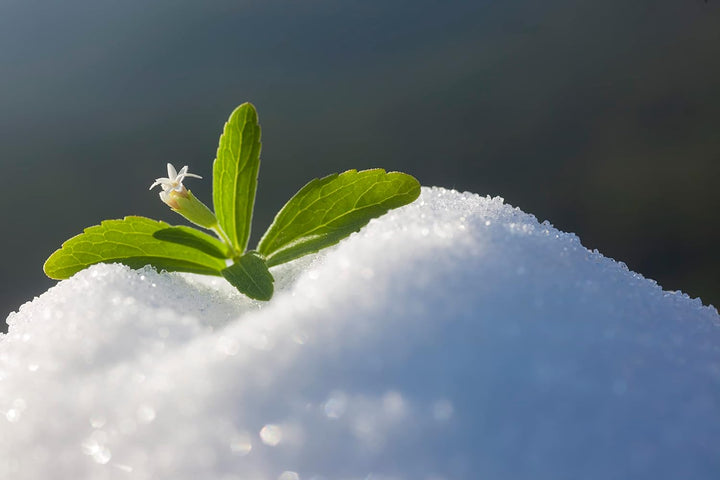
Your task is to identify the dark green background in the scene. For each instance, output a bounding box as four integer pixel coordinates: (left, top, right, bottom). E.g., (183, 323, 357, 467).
(2, 1, 718, 321)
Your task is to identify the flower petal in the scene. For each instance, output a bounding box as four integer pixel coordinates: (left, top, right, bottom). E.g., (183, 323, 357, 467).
(149, 178, 171, 190)
(167, 163, 178, 180)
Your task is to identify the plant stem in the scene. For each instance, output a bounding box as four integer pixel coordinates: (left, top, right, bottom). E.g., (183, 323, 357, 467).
(212, 224, 238, 257)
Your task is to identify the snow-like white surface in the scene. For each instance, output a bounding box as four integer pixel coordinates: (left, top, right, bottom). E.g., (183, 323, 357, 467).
(2, 187, 719, 480)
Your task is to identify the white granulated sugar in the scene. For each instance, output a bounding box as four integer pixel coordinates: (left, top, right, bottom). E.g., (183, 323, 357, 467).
(2, 187, 719, 480)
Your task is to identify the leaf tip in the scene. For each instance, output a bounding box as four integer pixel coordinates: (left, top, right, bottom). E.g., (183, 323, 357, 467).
(42, 249, 68, 280)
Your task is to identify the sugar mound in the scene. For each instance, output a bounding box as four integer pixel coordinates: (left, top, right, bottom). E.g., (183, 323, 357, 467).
(2, 187, 719, 480)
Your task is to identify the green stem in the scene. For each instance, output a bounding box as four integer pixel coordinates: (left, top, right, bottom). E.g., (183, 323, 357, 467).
(212, 224, 239, 258)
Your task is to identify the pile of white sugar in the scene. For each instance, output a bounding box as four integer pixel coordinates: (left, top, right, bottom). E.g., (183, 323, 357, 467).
(2, 187, 718, 480)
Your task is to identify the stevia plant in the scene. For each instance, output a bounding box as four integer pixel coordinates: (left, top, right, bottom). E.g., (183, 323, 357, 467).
(43, 103, 421, 300)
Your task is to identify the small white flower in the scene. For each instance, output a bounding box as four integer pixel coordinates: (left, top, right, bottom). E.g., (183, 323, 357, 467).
(150, 163, 202, 193)
(149, 163, 202, 207)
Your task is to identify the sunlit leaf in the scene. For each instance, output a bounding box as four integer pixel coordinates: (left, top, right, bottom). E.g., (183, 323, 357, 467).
(258, 169, 420, 267)
(213, 103, 261, 253)
(44, 216, 228, 279)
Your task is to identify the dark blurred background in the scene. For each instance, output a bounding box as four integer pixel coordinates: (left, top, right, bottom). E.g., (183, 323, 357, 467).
(2, 0, 718, 322)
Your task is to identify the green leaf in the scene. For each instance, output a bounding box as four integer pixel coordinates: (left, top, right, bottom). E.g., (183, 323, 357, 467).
(221, 251, 274, 301)
(152, 225, 231, 258)
(44, 216, 229, 280)
(213, 102, 262, 254)
(257, 168, 421, 267)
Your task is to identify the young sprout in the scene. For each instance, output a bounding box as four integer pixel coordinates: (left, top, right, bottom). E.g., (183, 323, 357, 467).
(44, 103, 420, 301)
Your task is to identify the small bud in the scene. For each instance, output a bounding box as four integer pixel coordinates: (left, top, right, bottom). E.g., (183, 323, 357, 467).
(159, 184, 186, 209)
